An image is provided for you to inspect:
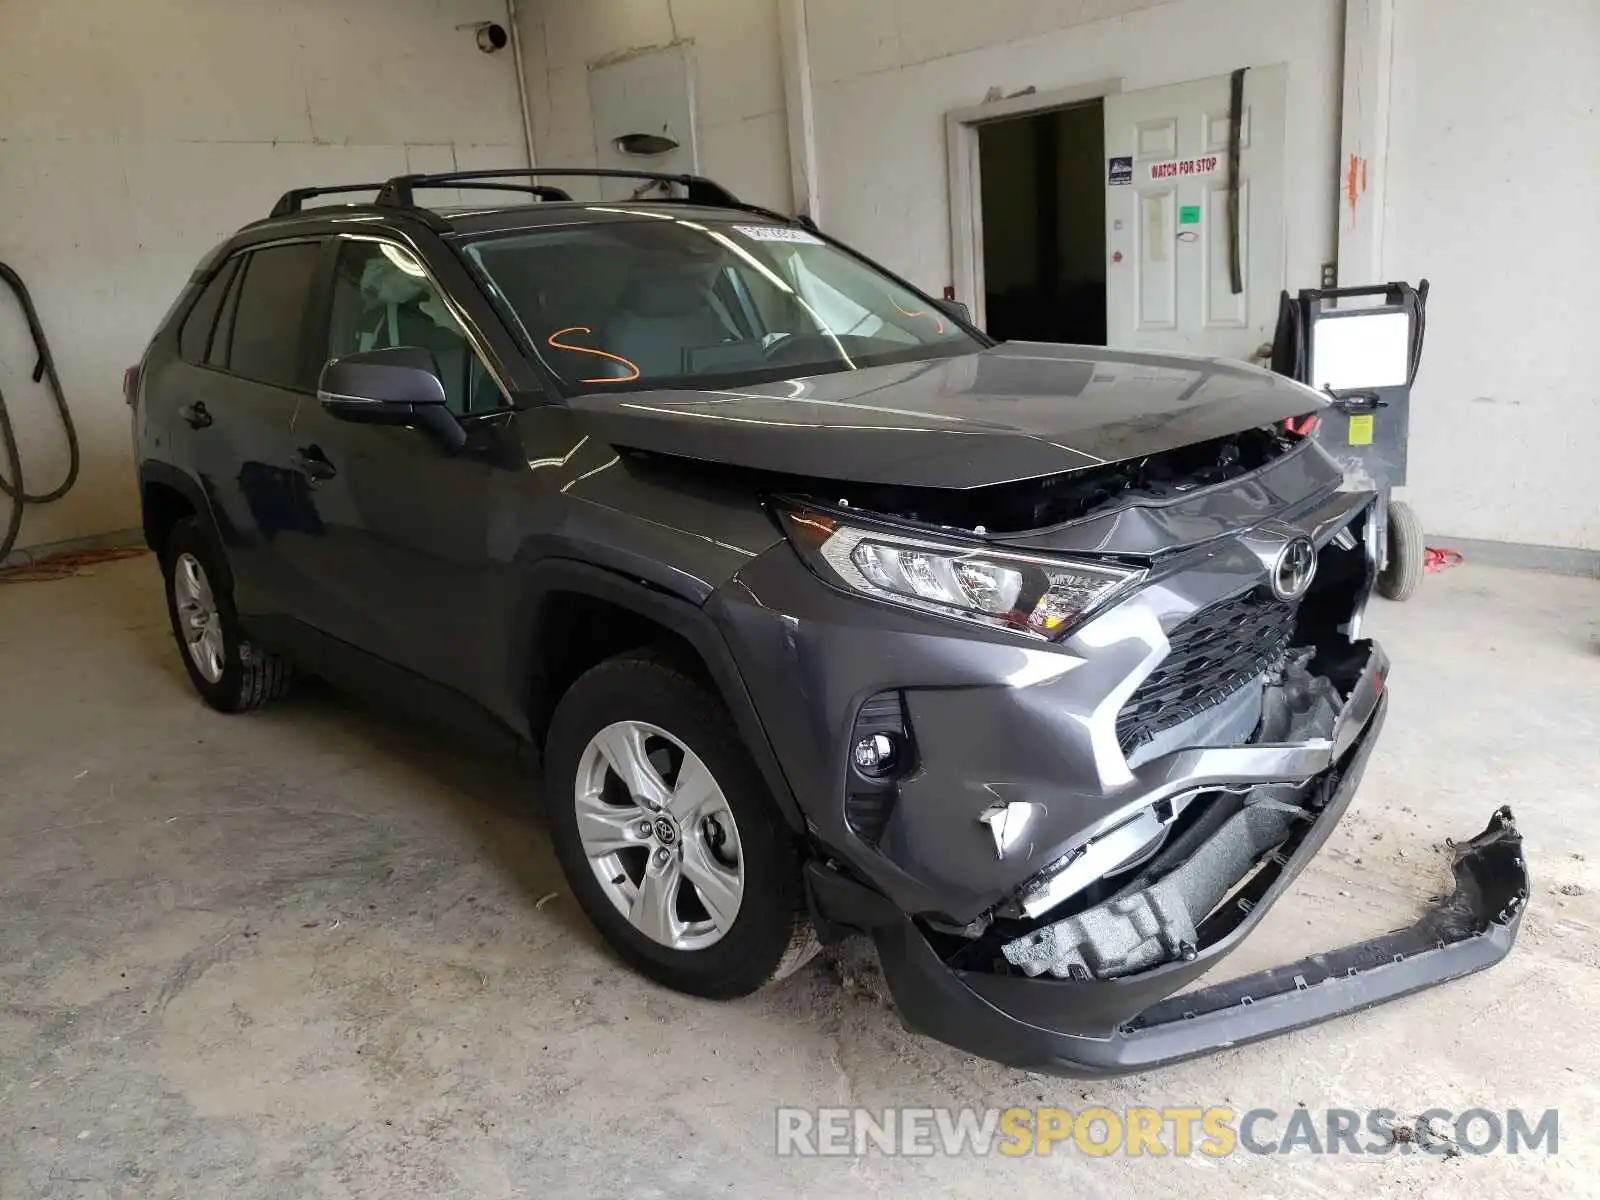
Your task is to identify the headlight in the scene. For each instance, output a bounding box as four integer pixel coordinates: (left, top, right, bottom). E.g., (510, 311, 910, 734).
(778, 506, 1144, 640)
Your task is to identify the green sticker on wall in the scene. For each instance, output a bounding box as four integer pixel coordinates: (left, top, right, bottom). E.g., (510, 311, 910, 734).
(1179, 205, 1202, 225)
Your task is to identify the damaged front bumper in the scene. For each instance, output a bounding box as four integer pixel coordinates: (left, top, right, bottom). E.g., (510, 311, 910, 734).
(732, 477, 1526, 1072)
(821, 700, 1530, 1075)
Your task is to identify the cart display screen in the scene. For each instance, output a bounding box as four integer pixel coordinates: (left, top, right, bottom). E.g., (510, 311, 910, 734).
(1310, 309, 1412, 391)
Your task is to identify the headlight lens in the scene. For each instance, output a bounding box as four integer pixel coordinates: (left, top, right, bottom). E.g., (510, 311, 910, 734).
(779, 506, 1144, 639)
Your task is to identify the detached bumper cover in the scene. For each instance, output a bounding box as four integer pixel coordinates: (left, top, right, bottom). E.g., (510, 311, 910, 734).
(854, 704, 1530, 1075)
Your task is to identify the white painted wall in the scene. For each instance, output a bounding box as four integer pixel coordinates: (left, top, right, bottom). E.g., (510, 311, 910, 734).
(514, 0, 1343, 313)
(522, 0, 1598, 552)
(805, 0, 1344, 306)
(1384, 0, 1599, 550)
(20, 0, 1572, 552)
(514, 0, 792, 209)
(0, 0, 524, 553)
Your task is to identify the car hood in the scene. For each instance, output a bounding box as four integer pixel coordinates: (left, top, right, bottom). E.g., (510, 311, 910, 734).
(565, 342, 1327, 489)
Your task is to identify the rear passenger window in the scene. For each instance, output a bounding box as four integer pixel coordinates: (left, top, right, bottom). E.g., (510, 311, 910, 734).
(223, 242, 323, 390)
(178, 259, 239, 364)
(208, 262, 243, 370)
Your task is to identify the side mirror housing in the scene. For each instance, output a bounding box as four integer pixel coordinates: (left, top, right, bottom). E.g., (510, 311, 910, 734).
(318, 347, 465, 452)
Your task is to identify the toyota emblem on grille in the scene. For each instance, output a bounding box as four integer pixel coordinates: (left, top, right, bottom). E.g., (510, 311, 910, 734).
(1271, 537, 1318, 600)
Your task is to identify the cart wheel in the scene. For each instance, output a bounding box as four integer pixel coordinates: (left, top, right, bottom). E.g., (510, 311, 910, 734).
(1377, 500, 1425, 601)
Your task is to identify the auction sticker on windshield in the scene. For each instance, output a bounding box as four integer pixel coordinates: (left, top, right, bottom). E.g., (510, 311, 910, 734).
(733, 224, 824, 245)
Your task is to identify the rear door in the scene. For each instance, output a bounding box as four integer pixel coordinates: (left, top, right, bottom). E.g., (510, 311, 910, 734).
(1103, 66, 1287, 359)
(167, 239, 325, 628)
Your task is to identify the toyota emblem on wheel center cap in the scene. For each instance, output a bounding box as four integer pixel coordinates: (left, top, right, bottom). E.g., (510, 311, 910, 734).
(653, 816, 678, 845)
(1271, 536, 1318, 601)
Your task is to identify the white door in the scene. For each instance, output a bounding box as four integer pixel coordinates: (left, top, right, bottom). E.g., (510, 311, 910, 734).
(1103, 66, 1286, 360)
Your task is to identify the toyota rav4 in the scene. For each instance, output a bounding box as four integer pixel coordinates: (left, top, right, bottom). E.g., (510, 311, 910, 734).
(129, 168, 1527, 1074)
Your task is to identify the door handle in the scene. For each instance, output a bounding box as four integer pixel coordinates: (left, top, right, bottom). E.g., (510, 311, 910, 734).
(292, 446, 338, 482)
(178, 401, 212, 429)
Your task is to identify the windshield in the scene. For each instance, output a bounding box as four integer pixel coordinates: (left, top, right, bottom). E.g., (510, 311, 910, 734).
(462, 215, 982, 392)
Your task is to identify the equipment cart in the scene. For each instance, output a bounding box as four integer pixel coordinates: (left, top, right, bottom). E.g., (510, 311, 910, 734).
(1271, 280, 1431, 600)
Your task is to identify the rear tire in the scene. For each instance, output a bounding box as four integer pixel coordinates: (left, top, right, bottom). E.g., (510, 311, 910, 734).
(161, 516, 292, 712)
(544, 650, 815, 999)
(1377, 499, 1424, 602)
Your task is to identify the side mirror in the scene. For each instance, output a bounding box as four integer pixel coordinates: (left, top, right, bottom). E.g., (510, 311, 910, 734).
(317, 347, 465, 452)
(934, 298, 973, 326)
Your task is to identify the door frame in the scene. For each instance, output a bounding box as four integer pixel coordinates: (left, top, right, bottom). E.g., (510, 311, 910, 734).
(945, 78, 1123, 332)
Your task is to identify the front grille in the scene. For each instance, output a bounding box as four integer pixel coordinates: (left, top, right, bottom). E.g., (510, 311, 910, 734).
(1116, 587, 1297, 754)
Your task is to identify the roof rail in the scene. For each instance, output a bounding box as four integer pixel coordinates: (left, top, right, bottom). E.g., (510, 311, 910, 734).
(264, 180, 570, 227)
(266, 169, 782, 230)
(373, 168, 743, 210)
(269, 183, 386, 218)
(419, 181, 576, 202)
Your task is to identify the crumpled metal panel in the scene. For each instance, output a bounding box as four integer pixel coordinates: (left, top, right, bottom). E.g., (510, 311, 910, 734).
(1002, 804, 1299, 980)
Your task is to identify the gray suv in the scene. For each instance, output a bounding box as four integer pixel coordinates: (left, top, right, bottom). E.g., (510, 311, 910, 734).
(129, 168, 1527, 1074)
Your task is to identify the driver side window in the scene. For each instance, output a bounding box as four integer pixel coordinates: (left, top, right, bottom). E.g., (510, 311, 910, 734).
(326, 241, 502, 414)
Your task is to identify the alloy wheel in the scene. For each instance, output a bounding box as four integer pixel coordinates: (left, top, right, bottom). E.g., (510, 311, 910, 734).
(574, 720, 745, 951)
(173, 552, 225, 684)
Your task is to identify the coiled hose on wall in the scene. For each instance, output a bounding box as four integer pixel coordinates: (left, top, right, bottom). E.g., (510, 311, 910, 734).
(0, 261, 80, 563)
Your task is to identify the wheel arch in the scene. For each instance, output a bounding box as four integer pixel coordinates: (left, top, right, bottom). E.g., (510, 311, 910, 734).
(515, 559, 804, 833)
(138, 463, 231, 586)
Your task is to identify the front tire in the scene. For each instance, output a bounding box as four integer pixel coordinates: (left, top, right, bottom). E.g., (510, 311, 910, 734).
(161, 516, 292, 712)
(544, 651, 815, 999)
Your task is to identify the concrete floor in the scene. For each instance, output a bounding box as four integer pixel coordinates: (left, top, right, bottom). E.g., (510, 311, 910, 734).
(1, 555, 1596, 1197)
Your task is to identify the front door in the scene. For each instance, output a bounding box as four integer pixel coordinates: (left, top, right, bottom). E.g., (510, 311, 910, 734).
(1103, 65, 1287, 359)
(274, 236, 509, 706)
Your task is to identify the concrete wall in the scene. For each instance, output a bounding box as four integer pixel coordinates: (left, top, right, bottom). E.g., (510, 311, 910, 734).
(1385, 0, 1599, 550)
(515, 0, 792, 210)
(0, 0, 525, 553)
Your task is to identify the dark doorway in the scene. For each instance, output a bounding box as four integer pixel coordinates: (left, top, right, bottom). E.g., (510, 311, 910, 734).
(977, 100, 1107, 345)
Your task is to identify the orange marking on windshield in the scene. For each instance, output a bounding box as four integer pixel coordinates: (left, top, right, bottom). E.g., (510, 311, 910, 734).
(887, 295, 945, 334)
(547, 326, 641, 383)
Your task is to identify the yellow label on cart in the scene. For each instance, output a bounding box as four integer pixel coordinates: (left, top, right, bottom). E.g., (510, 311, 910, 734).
(1347, 413, 1375, 446)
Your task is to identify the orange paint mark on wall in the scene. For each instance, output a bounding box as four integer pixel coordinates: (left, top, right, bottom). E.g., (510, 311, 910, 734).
(1346, 153, 1369, 226)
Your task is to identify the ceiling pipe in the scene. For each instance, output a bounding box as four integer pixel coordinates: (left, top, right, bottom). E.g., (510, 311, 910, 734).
(505, 0, 538, 169)
(778, 0, 819, 221)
